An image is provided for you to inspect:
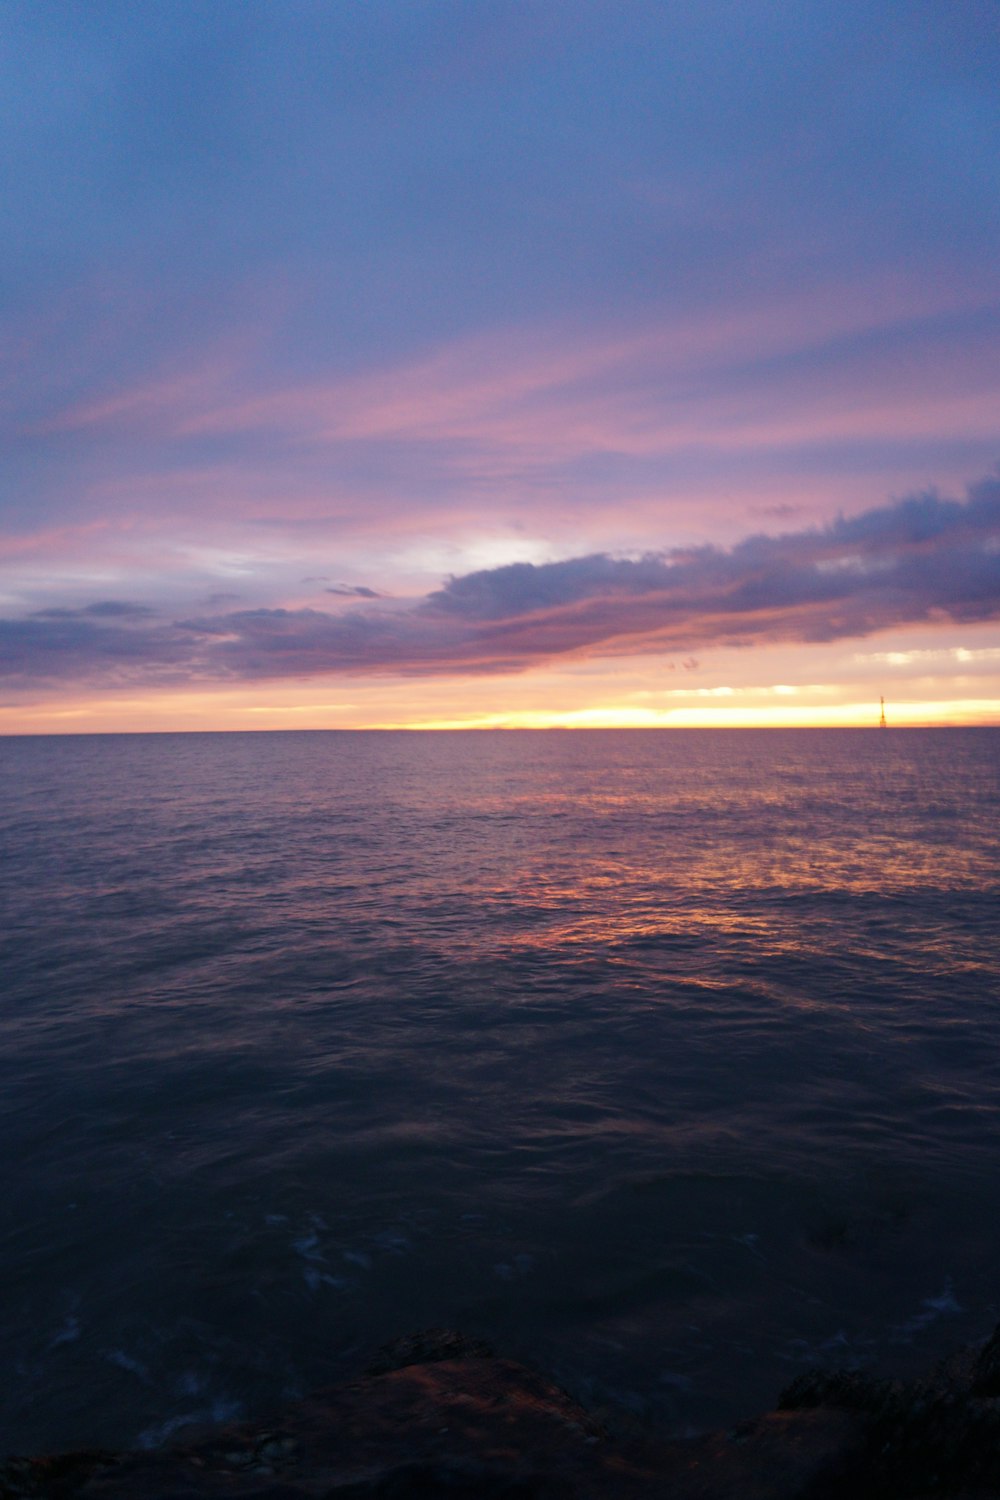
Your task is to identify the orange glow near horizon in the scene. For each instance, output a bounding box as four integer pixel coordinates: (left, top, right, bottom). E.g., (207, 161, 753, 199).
(3, 623, 1000, 735)
(393, 700, 1000, 731)
(2, 665, 999, 736)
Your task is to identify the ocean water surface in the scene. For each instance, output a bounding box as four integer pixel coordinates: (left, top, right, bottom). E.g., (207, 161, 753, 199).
(1, 727, 999, 1453)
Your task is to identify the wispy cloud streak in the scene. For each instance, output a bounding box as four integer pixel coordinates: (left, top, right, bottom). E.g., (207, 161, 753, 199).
(3, 478, 999, 690)
(36, 282, 1000, 467)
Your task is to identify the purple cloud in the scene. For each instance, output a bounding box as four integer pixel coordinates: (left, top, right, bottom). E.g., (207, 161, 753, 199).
(3, 477, 999, 690)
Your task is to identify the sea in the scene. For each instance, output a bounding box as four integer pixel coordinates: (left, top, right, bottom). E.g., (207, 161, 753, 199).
(1, 727, 999, 1455)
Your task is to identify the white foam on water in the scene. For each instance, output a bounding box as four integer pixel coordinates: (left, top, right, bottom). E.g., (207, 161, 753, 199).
(303, 1267, 350, 1292)
(137, 1397, 243, 1451)
(105, 1349, 151, 1382)
(373, 1230, 411, 1254)
(293, 1232, 324, 1262)
(893, 1278, 963, 1340)
(48, 1316, 80, 1350)
(926, 1281, 962, 1314)
(493, 1253, 533, 1281)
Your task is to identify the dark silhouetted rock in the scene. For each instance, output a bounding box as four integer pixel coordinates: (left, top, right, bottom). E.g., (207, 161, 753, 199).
(972, 1324, 1000, 1397)
(779, 1337, 1000, 1497)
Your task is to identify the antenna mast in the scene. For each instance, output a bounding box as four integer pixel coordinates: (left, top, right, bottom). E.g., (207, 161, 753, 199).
(879, 696, 887, 729)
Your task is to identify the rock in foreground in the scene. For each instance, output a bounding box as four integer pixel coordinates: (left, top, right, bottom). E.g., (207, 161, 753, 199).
(9, 1325, 1000, 1499)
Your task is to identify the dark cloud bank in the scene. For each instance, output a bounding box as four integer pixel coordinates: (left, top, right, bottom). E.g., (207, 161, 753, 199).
(4, 477, 999, 692)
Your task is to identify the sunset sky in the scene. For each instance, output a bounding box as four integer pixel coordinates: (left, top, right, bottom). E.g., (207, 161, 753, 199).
(3, 0, 1000, 732)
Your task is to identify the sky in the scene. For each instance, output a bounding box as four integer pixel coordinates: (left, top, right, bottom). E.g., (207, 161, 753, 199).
(3, 0, 1000, 732)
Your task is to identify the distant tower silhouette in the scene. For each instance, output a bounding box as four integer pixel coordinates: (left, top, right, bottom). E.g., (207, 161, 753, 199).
(879, 696, 887, 728)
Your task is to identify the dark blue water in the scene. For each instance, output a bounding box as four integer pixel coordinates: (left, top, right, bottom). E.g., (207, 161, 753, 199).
(1, 728, 999, 1453)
